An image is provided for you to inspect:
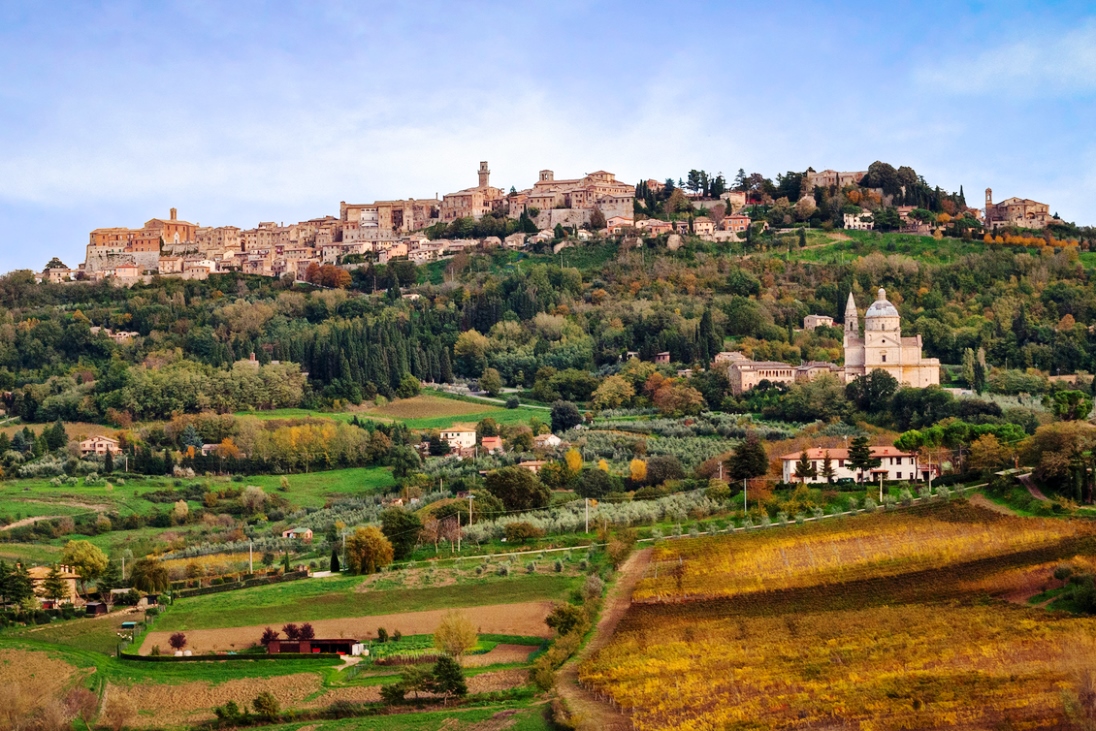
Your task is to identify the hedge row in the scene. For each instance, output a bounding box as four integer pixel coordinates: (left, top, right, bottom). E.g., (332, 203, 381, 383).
(121, 651, 340, 662)
(172, 570, 309, 598)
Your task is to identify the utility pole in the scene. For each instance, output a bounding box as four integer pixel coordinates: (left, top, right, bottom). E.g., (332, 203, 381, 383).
(468, 494, 474, 525)
(249, 540, 253, 574)
(585, 498, 589, 534)
(121, 556, 125, 581)
(879, 472, 884, 503)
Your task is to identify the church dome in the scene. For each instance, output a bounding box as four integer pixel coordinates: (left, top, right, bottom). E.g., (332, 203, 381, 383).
(865, 288, 899, 319)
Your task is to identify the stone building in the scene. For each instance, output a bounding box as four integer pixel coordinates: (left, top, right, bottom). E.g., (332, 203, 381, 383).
(806, 169, 867, 189)
(439, 162, 506, 222)
(507, 167, 634, 222)
(843, 289, 939, 387)
(984, 188, 1053, 230)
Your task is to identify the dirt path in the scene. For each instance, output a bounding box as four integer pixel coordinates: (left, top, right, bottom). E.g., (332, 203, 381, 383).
(1019, 473, 1049, 501)
(555, 547, 651, 731)
(0, 514, 63, 531)
(970, 493, 1016, 516)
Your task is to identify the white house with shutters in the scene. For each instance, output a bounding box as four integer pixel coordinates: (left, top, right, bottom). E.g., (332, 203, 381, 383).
(780, 446, 931, 483)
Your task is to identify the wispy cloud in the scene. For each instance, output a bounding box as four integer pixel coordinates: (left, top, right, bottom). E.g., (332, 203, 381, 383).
(915, 22, 1096, 97)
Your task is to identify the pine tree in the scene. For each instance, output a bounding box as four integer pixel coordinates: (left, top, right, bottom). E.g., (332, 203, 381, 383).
(330, 548, 341, 573)
(164, 449, 174, 476)
(6, 564, 33, 604)
(104, 450, 114, 474)
(43, 564, 67, 602)
(793, 452, 817, 486)
(847, 437, 880, 483)
(821, 453, 836, 484)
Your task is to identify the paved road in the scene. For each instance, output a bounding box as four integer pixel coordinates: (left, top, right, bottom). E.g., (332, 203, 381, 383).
(555, 547, 651, 730)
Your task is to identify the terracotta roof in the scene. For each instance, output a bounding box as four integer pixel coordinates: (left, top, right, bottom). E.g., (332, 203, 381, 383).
(779, 446, 915, 460)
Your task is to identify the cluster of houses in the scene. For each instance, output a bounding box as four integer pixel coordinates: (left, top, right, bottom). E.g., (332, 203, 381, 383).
(33, 158, 1054, 286)
(421, 426, 562, 474)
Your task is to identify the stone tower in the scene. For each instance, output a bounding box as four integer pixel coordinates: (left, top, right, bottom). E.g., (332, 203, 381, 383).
(985, 188, 993, 223)
(478, 161, 490, 188)
(844, 292, 859, 345)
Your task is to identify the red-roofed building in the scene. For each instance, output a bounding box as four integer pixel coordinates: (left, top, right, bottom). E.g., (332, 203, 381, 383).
(480, 436, 503, 454)
(780, 446, 934, 483)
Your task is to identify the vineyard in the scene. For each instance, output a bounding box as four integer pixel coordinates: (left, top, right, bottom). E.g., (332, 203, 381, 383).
(632, 502, 1096, 602)
(581, 501, 1096, 730)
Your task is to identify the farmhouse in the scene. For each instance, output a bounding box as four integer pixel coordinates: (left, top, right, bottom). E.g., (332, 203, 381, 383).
(441, 428, 477, 451)
(533, 433, 562, 449)
(267, 638, 364, 655)
(480, 436, 503, 453)
(281, 527, 314, 541)
(780, 446, 932, 483)
(28, 565, 80, 605)
(517, 460, 547, 474)
(79, 435, 121, 457)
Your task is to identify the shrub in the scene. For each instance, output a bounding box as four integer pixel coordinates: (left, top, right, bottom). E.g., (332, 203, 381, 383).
(376, 627, 388, 643)
(505, 396, 520, 409)
(497, 564, 510, 576)
(554, 559, 564, 573)
(252, 691, 280, 720)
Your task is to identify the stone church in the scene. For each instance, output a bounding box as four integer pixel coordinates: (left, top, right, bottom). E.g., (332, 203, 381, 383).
(843, 289, 940, 387)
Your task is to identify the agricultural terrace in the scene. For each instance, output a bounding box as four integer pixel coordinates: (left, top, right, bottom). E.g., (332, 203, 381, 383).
(364, 392, 545, 430)
(151, 563, 584, 632)
(632, 502, 1096, 602)
(581, 501, 1096, 730)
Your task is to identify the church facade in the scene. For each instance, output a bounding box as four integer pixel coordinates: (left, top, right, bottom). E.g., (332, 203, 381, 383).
(843, 289, 940, 387)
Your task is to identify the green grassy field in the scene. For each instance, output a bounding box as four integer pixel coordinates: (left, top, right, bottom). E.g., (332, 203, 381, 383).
(241, 466, 396, 508)
(155, 573, 577, 631)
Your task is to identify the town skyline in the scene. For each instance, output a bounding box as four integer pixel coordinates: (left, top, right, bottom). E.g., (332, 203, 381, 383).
(2, 1, 1096, 272)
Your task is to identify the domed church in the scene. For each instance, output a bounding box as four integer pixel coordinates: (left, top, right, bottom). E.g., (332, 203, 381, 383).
(843, 289, 940, 387)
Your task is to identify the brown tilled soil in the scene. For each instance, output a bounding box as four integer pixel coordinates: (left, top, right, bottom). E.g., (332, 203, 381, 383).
(139, 602, 554, 655)
(462, 644, 538, 667)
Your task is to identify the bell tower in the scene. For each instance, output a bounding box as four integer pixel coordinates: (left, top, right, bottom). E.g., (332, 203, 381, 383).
(844, 293, 859, 345)
(985, 188, 993, 224)
(478, 161, 490, 188)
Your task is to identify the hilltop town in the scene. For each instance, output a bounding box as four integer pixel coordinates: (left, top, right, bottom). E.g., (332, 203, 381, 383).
(37, 161, 1073, 286)
(6, 158, 1096, 731)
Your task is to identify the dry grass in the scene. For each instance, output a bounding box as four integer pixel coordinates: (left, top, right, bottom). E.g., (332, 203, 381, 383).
(139, 602, 554, 654)
(367, 394, 500, 421)
(0, 648, 79, 701)
(106, 675, 321, 727)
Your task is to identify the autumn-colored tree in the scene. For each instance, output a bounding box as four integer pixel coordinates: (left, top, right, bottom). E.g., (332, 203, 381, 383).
(592, 375, 635, 409)
(630, 459, 647, 484)
(346, 526, 394, 574)
(969, 434, 1011, 474)
(564, 447, 584, 476)
(433, 611, 478, 657)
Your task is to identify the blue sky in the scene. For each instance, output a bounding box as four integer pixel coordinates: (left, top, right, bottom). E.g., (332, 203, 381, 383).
(0, 0, 1094, 273)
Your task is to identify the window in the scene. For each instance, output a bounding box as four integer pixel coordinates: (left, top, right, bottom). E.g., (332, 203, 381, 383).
(881, 353, 887, 362)
(897, 472, 903, 480)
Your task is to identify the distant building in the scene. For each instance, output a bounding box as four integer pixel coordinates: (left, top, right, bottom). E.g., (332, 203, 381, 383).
(780, 446, 930, 483)
(281, 528, 314, 542)
(727, 360, 797, 395)
(803, 315, 834, 330)
(480, 436, 503, 454)
(843, 289, 940, 387)
(440, 162, 506, 222)
(844, 209, 873, 231)
(806, 169, 867, 189)
(984, 188, 1053, 230)
(440, 428, 477, 451)
(654, 352, 671, 364)
(28, 565, 80, 605)
(533, 433, 562, 449)
(267, 638, 364, 655)
(79, 436, 120, 457)
(692, 216, 715, 236)
(517, 460, 547, 474)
